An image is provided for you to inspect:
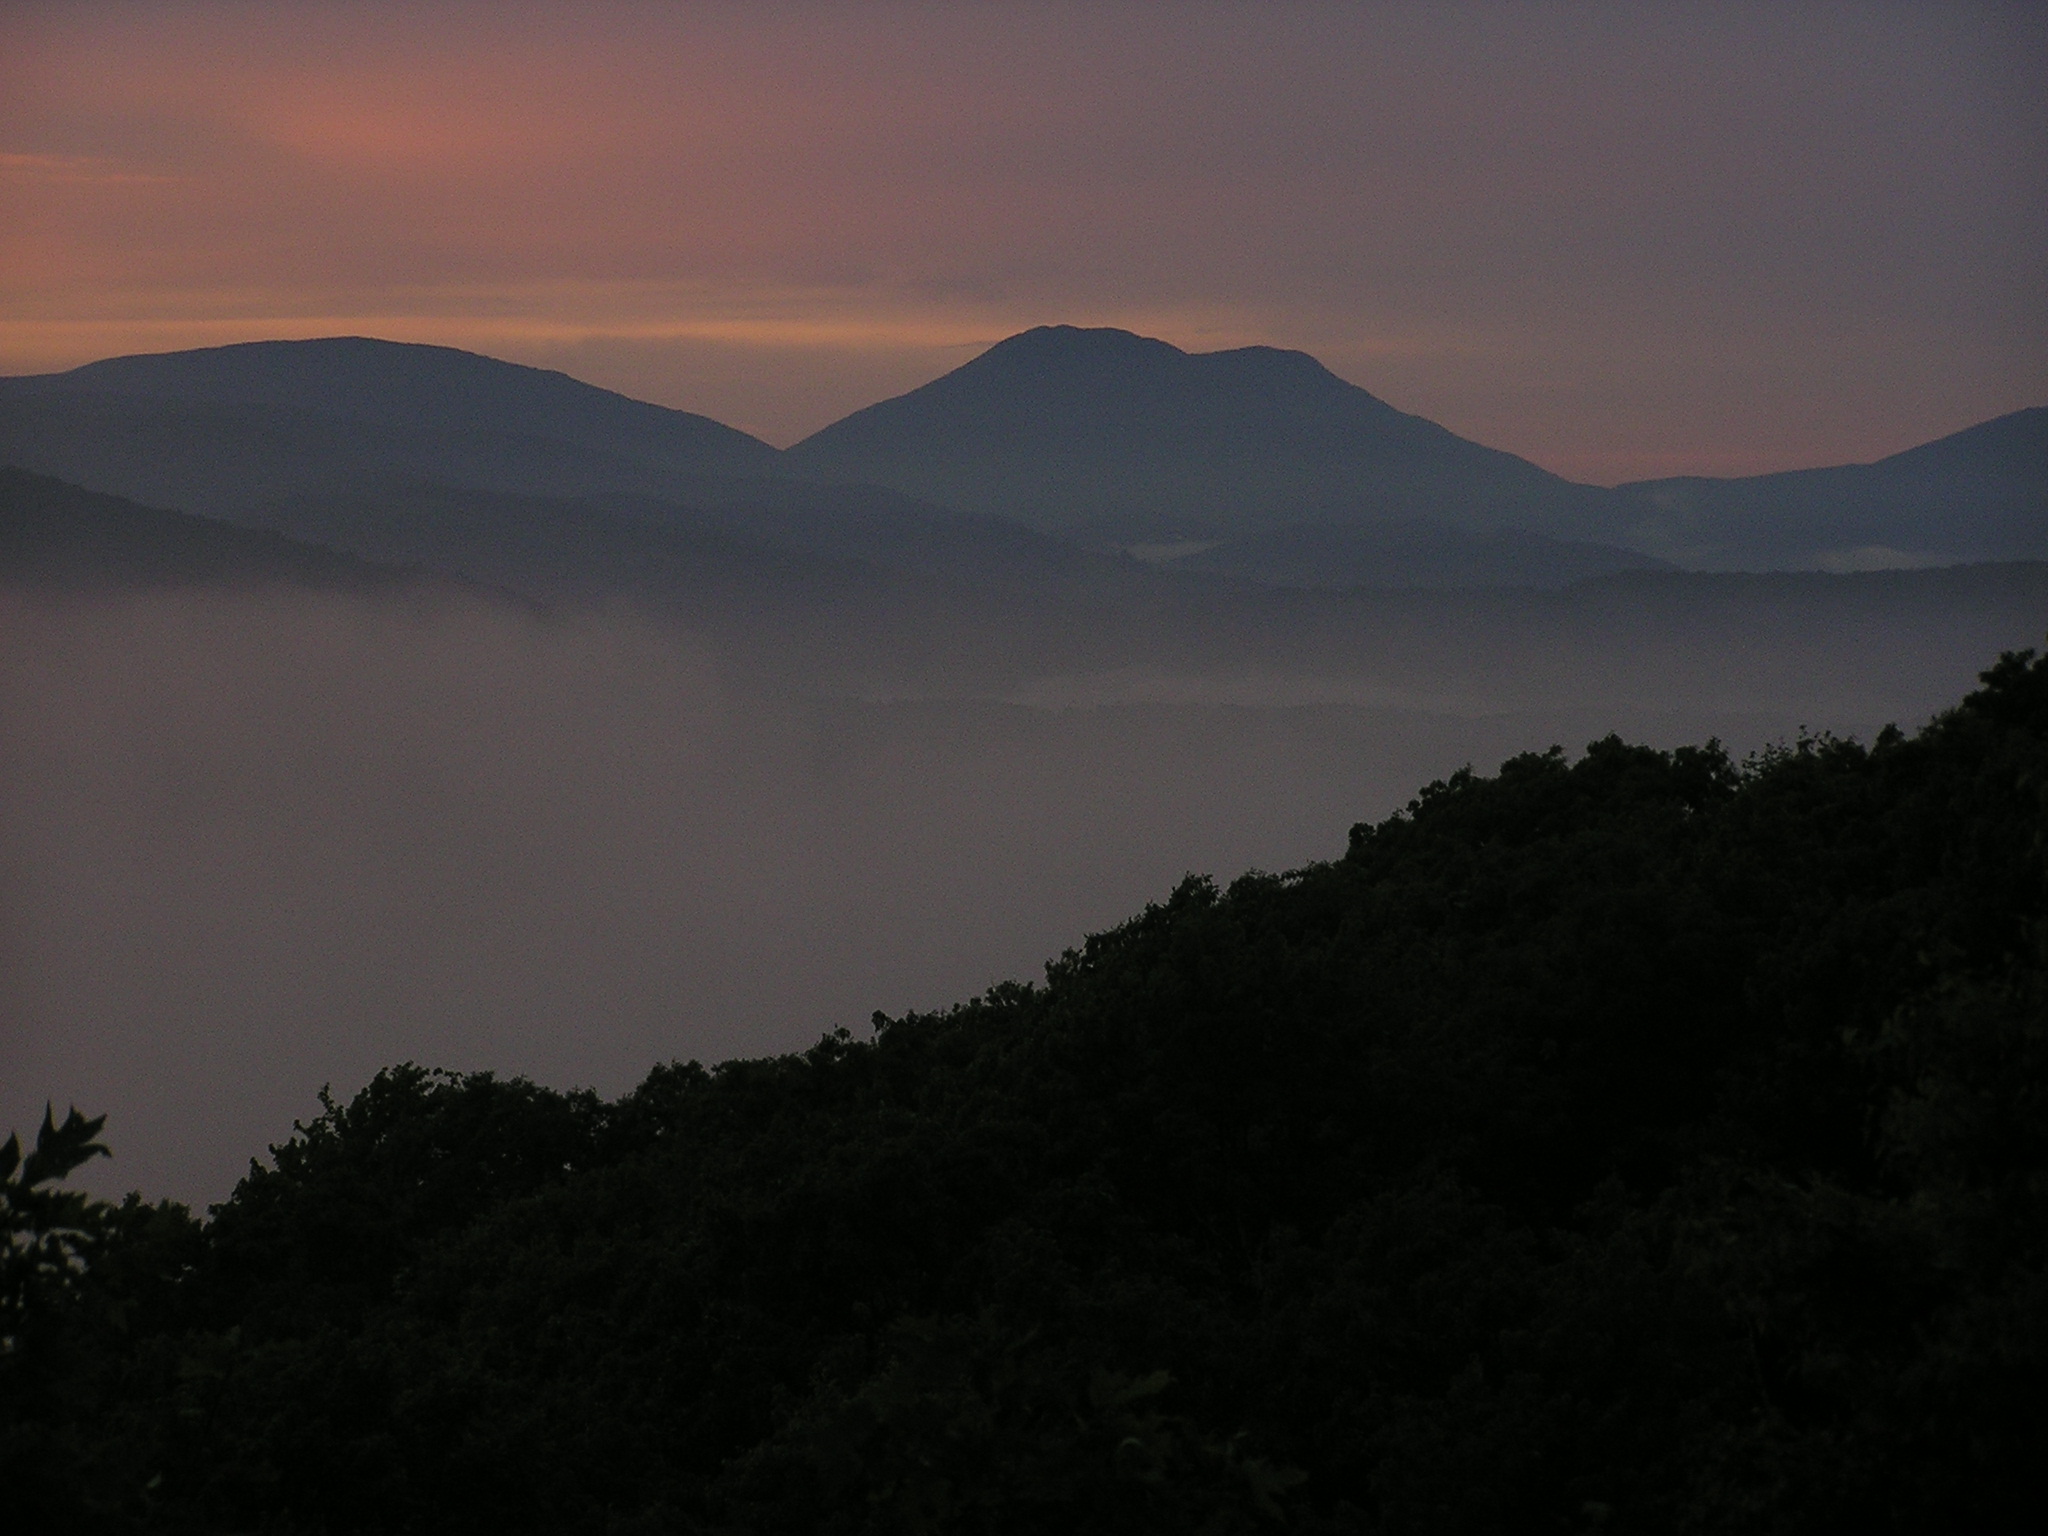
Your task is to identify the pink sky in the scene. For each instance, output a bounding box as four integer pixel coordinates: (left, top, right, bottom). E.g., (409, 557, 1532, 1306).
(2, 1, 2043, 482)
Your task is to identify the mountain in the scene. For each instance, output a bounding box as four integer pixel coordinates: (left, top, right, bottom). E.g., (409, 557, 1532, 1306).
(16, 460, 2039, 722)
(1615, 406, 2048, 569)
(0, 338, 1111, 598)
(193, 480, 1137, 630)
(0, 465, 418, 590)
(784, 325, 1633, 543)
(0, 461, 1144, 675)
(1, 336, 778, 483)
(28, 338, 777, 473)
(6, 331, 2040, 585)
(0, 338, 788, 521)
(0, 465, 1145, 699)
(1164, 518, 1671, 590)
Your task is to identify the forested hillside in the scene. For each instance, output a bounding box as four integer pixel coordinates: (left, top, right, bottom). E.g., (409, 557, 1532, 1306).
(7, 649, 2044, 1534)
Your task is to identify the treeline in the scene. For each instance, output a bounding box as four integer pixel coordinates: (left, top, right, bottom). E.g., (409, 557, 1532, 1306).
(6, 651, 2045, 1533)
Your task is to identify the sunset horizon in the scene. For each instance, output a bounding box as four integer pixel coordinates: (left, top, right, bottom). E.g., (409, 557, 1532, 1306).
(16, 319, 2046, 489)
(6, 2, 2043, 481)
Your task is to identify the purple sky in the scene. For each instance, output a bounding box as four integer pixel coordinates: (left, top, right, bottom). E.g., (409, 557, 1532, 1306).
(3, 1, 2044, 480)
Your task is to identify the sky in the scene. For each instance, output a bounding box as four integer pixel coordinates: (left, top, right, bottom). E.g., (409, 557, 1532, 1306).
(3, 0, 2045, 483)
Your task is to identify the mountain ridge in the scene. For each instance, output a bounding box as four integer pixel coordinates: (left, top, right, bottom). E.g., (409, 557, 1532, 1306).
(4, 329, 2041, 577)
(0, 464, 429, 590)
(1615, 406, 2047, 568)
(3, 336, 781, 479)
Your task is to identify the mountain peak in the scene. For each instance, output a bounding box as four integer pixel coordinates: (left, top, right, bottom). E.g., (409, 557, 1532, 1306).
(973, 324, 1187, 365)
(962, 326, 1348, 394)
(786, 323, 1602, 539)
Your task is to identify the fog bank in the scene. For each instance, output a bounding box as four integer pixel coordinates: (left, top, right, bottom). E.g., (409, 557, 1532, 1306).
(1, 581, 2031, 1203)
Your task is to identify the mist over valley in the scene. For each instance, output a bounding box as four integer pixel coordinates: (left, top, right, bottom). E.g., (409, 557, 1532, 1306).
(7, 10, 2046, 1526)
(3, 333, 2043, 1202)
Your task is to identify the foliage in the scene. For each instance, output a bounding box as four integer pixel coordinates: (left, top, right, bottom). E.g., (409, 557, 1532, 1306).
(2, 1105, 112, 1351)
(8, 648, 2046, 1533)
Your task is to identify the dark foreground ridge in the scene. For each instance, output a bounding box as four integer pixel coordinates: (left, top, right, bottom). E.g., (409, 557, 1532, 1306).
(7, 650, 2046, 1532)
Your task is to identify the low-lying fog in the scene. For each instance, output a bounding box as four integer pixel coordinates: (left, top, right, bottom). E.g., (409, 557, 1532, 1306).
(3, 578, 2038, 1205)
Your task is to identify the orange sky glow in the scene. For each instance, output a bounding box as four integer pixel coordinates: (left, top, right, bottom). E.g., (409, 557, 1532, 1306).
(2, 1, 2044, 481)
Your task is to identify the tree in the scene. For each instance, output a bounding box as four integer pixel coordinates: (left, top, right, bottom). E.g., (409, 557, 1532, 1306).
(1, 1105, 110, 1353)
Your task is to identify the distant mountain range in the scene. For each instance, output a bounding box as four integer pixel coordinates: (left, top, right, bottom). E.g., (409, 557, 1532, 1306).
(12, 461, 2047, 739)
(784, 325, 2044, 568)
(1616, 407, 2048, 571)
(2, 329, 2040, 587)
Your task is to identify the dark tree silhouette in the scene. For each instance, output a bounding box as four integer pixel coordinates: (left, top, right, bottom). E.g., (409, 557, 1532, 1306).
(8, 647, 2045, 1533)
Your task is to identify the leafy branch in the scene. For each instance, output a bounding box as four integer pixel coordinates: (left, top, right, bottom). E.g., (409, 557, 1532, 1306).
(1, 1105, 111, 1352)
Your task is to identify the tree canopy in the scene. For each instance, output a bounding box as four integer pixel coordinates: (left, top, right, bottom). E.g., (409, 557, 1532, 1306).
(7, 649, 2045, 1533)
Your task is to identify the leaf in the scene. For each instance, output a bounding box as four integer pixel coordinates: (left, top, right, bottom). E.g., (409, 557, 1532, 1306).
(19, 1104, 110, 1189)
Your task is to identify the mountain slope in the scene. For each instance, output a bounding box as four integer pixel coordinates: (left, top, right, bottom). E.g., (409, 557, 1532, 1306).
(1166, 518, 1671, 590)
(586, 481, 1106, 584)
(785, 325, 1632, 542)
(0, 465, 417, 590)
(0, 338, 794, 529)
(3, 336, 779, 479)
(1616, 406, 2048, 569)
(0, 337, 1137, 598)
(7, 332, 2039, 581)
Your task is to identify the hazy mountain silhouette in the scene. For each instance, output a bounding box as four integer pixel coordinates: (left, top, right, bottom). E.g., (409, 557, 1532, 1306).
(13, 455, 2044, 746)
(4, 331, 2041, 587)
(1166, 519, 1671, 590)
(0, 462, 1142, 699)
(1616, 407, 2047, 570)
(3, 336, 778, 479)
(0, 465, 420, 590)
(0, 338, 797, 531)
(212, 482, 1135, 640)
(784, 325, 1634, 542)
(584, 482, 1106, 585)
(0, 340, 1110, 598)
